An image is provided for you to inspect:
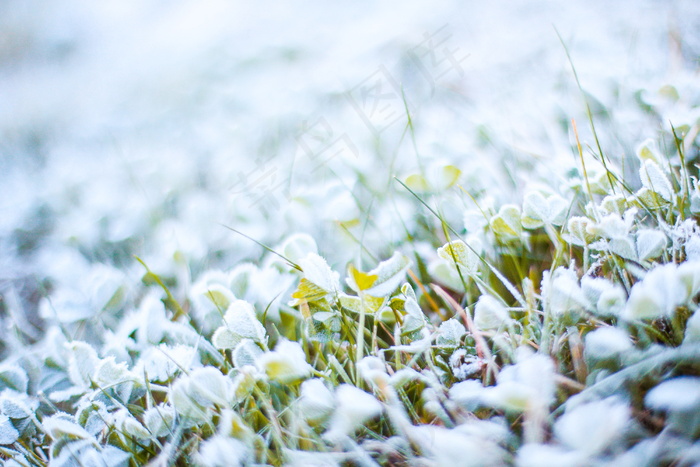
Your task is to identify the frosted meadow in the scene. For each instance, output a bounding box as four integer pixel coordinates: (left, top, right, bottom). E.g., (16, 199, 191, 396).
(1, 0, 700, 465)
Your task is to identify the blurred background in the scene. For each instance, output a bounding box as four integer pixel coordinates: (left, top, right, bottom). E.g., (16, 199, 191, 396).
(0, 0, 699, 345)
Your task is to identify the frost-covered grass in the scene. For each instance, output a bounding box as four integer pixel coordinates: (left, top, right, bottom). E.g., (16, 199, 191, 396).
(2, 2, 700, 467)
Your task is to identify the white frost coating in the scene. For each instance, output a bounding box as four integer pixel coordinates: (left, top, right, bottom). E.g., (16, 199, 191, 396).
(685, 309, 700, 343)
(0, 415, 19, 445)
(362, 252, 412, 297)
(521, 191, 568, 229)
(437, 238, 483, 276)
(323, 385, 382, 443)
(256, 339, 312, 384)
(645, 377, 700, 412)
(554, 397, 630, 455)
(484, 352, 556, 412)
(581, 276, 626, 316)
(278, 233, 318, 265)
(636, 229, 667, 262)
(640, 159, 673, 202)
(410, 425, 508, 466)
(516, 443, 586, 467)
(584, 327, 633, 360)
(299, 378, 335, 423)
(195, 435, 250, 467)
(212, 300, 267, 350)
(541, 267, 588, 316)
(624, 262, 700, 320)
(474, 295, 511, 330)
(299, 253, 340, 295)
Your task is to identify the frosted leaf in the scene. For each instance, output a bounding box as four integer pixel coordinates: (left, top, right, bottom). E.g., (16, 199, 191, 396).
(0, 415, 19, 445)
(490, 204, 522, 239)
(645, 377, 700, 412)
(231, 339, 263, 369)
(170, 380, 205, 422)
(555, 397, 630, 455)
(299, 253, 340, 295)
(98, 446, 131, 467)
(599, 194, 627, 216)
(636, 138, 663, 166)
(0, 392, 38, 419)
(449, 380, 486, 410)
(486, 352, 555, 412)
(112, 409, 150, 442)
(608, 237, 638, 261)
(363, 252, 411, 297)
(624, 284, 663, 320)
(677, 261, 700, 299)
(257, 339, 312, 384)
(53, 442, 131, 467)
(195, 435, 250, 467)
(190, 275, 235, 332)
(76, 400, 109, 436)
(228, 263, 256, 300)
(684, 309, 700, 344)
(299, 378, 334, 423)
(592, 213, 629, 239)
(437, 239, 481, 276)
(474, 295, 510, 330)
(685, 234, 700, 261)
(231, 367, 260, 403)
(135, 344, 196, 383)
(436, 318, 467, 347)
(542, 267, 588, 316)
(563, 216, 594, 247)
(212, 327, 241, 350)
(48, 386, 85, 403)
(134, 292, 168, 345)
(0, 366, 28, 393)
(640, 160, 673, 202)
(279, 233, 318, 265)
(43, 414, 93, 440)
(635, 187, 670, 209)
(584, 327, 632, 360)
(516, 444, 585, 467)
(411, 425, 508, 466)
(220, 300, 267, 345)
(521, 191, 568, 229)
(401, 295, 428, 336)
(323, 385, 382, 442)
(596, 286, 627, 317)
(636, 229, 667, 262)
(624, 262, 695, 320)
(187, 367, 232, 408)
(93, 357, 133, 387)
(144, 404, 174, 438)
(581, 276, 616, 313)
(65, 341, 99, 389)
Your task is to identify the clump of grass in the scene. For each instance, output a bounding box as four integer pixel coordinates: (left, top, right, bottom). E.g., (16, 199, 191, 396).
(1, 48, 700, 467)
